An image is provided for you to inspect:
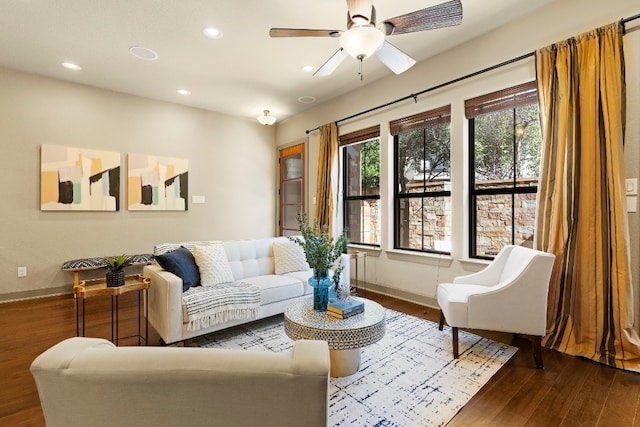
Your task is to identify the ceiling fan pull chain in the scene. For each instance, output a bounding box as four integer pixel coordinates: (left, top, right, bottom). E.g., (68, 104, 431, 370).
(358, 54, 364, 80)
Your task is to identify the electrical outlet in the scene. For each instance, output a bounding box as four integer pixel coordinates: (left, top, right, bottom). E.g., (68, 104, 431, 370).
(17, 266, 27, 278)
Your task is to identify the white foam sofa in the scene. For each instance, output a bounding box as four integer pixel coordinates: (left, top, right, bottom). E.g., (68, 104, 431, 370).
(31, 336, 330, 427)
(144, 237, 350, 345)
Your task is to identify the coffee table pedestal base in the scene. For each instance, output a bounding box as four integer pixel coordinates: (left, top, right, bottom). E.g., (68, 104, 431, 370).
(330, 348, 361, 377)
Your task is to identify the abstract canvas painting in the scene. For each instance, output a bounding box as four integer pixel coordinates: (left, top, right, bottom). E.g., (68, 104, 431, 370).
(128, 153, 188, 211)
(40, 144, 120, 211)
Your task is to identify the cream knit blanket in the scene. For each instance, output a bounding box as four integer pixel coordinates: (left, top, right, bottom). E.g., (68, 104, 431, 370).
(182, 282, 261, 331)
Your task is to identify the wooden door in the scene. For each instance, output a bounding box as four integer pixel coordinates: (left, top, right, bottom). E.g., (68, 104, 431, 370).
(279, 143, 305, 236)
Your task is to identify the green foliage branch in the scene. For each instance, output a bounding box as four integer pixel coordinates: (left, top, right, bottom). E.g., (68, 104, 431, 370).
(104, 254, 133, 272)
(289, 212, 348, 283)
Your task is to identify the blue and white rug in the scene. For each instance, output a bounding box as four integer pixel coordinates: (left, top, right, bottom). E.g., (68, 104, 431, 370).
(193, 309, 517, 426)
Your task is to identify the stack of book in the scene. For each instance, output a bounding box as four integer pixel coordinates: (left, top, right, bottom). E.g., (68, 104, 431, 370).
(327, 298, 365, 319)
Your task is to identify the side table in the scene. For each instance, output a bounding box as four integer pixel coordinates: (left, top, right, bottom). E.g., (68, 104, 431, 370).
(347, 250, 367, 297)
(284, 297, 385, 377)
(73, 274, 150, 346)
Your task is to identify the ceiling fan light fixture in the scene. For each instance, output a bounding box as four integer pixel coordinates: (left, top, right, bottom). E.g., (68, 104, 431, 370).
(339, 26, 384, 59)
(257, 110, 276, 126)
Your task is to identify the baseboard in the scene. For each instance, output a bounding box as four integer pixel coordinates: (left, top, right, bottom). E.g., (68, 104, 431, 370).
(359, 282, 438, 309)
(0, 281, 439, 309)
(0, 285, 71, 304)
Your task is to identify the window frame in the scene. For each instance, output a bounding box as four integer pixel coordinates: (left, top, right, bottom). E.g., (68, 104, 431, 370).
(341, 125, 381, 248)
(391, 105, 452, 255)
(466, 81, 540, 259)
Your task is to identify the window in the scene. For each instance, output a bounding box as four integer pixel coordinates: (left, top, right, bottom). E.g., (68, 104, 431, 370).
(392, 106, 451, 253)
(466, 81, 542, 258)
(342, 126, 381, 247)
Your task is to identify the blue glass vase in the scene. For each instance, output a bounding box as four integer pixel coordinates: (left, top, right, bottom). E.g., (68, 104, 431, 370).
(309, 270, 332, 312)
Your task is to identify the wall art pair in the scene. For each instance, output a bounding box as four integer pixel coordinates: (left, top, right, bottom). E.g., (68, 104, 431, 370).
(40, 144, 188, 212)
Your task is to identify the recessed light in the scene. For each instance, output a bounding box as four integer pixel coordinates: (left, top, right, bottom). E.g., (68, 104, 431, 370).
(203, 27, 223, 39)
(302, 65, 314, 73)
(129, 46, 159, 61)
(177, 89, 191, 95)
(62, 62, 82, 71)
(298, 96, 316, 104)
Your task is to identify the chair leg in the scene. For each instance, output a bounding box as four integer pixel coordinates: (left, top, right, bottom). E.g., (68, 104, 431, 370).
(452, 327, 459, 359)
(532, 336, 544, 369)
(438, 311, 445, 331)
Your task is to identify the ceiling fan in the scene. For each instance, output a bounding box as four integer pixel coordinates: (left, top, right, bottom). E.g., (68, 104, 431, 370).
(270, 0, 463, 78)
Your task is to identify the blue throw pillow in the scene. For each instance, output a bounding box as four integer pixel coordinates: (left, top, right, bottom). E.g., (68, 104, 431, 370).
(155, 246, 201, 292)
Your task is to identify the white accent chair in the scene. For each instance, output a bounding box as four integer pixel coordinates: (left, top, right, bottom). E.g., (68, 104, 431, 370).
(437, 245, 556, 368)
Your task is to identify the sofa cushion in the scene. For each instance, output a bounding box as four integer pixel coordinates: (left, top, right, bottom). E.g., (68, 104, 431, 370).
(283, 270, 314, 295)
(155, 247, 200, 292)
(273, 240, 310, 275)
(223, 238, 281, 279)
(193, 244, 235, 286)
(239, 275, 306, 305)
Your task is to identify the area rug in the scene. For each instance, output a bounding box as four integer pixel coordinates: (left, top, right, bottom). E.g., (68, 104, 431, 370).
(192, 309, 517, 426)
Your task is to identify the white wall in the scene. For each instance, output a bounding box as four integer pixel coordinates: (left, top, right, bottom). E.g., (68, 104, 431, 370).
(0, 67, 277, 300)
(276, 0, 640, 309)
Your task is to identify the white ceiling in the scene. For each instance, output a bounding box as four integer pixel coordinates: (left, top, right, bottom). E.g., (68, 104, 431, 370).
(0, 0, 555, 122)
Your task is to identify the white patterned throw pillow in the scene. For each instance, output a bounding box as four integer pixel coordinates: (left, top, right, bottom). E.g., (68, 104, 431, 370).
(192, 244, 235, 286)
(273, 240, 310, 275)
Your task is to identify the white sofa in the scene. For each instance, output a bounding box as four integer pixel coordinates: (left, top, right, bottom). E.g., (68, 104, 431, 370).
(144, 237, 350, 345)
(31, 337, 330, 427)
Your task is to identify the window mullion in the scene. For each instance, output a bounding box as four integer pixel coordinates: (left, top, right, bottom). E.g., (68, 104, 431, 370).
(512, 108, 517, 245)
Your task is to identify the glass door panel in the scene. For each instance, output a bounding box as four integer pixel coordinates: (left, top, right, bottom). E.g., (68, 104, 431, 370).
(283, 180, 302, 204)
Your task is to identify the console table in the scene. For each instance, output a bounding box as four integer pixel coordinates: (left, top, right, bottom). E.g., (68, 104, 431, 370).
(284, 297, 385, 377)
(62, 254, 154, 285)
(347, 250, 367, 297)
(73, 274, 150, 346)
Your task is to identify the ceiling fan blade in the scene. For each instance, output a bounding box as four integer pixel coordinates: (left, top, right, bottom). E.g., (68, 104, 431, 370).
(381, 0, 462, 35)
(269, 28, 340, 38)
(375, 41, 416, 75)
(314, 48, 348, 77)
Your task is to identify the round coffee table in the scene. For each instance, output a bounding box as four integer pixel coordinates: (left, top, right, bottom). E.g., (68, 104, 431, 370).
(284, 297, 385, 377)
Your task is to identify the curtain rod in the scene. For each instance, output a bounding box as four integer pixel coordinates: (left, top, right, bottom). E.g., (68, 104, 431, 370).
(305, 11, 640, 135)
(622, 12, 640, 26)
(305, 51, 534, 134)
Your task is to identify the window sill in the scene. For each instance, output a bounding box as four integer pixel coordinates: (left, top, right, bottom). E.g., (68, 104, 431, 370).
(347, 245, 381, 258)
(385, 249, 453, 267)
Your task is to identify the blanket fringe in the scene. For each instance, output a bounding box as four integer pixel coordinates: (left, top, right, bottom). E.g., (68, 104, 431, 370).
(187, 306, 261, 332)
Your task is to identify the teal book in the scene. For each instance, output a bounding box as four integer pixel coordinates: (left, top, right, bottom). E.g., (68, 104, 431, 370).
(327, 306, 364, 319)
(327, 298, 364, 315)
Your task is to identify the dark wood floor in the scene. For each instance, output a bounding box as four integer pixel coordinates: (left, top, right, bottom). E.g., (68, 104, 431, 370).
(2, 291, 640, 426)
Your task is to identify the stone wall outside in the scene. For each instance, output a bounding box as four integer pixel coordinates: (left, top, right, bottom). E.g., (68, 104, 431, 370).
(353, 179, 537, 256)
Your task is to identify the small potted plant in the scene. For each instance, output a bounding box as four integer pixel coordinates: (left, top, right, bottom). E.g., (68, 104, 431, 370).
(104, 254, 133, 287)
(290, 212, 348, 311)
